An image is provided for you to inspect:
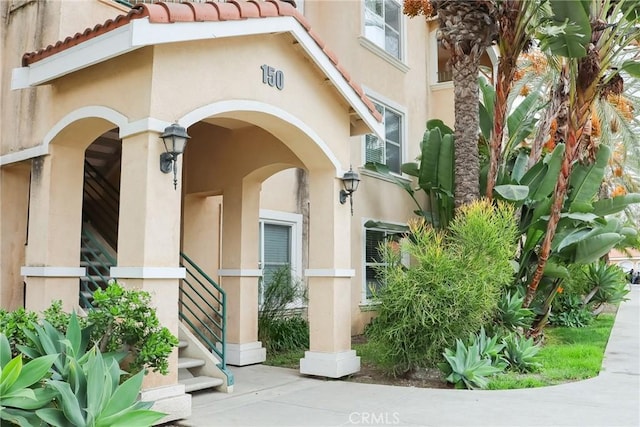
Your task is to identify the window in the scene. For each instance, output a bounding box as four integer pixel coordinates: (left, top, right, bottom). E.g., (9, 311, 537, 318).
(363, 226, 404, 301)
(364, 0, 402, 60)
(258, 210, 302, 306)
(365, 101, 403, 174)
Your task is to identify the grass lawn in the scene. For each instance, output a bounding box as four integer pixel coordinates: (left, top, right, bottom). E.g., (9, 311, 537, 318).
(487, 313, 615, 389)
(264, 313, 616, 390)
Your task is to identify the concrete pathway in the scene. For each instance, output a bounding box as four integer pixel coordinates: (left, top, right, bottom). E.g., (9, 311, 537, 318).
(178, 287, 640, 427)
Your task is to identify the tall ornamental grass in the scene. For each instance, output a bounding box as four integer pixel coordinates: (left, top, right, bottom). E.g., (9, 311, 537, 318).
(366, 200, 518, 376)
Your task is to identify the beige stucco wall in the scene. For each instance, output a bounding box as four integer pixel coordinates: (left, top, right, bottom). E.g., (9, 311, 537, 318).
(2, 0, 459, 342)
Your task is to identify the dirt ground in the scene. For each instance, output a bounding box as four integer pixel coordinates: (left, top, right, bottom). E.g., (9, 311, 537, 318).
(345, 335, 454, 389)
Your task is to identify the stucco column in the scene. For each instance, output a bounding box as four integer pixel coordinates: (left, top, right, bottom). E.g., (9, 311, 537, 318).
(110, 130, 188, 416)
(22, 146, 86, 313)
(218, 179, 266, 366)
(300, 169, 360, 378)
(0, 163, 30, 310)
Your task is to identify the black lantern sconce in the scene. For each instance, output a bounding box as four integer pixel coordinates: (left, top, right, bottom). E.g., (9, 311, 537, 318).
(339, 166, 360, 216)
(160, 123, 190, 190)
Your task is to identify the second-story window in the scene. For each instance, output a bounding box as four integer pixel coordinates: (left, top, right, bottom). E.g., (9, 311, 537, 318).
(365, 101, 403, 174)
(364, 0, 402, 60)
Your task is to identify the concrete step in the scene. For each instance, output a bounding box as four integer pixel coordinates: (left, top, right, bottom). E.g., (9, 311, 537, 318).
(178, 340, 188, 349)
(178, 357, 205, 370)
(179, 376, 224, 393)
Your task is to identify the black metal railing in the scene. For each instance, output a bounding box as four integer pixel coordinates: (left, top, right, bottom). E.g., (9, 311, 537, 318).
(82, 161, 120, 250)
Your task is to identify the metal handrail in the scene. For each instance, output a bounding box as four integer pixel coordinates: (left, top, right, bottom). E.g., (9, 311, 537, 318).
(80, 227, 116, 309)
(179, 252, 226, 368)
(83, 161, 120, 250)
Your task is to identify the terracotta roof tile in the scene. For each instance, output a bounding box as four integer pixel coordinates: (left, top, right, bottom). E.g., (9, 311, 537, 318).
(20, 1, 382, 123)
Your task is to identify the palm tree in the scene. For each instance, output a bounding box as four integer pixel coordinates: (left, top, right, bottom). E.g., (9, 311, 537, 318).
(523, 0, 640, 308)
(406, 0, 497, 207)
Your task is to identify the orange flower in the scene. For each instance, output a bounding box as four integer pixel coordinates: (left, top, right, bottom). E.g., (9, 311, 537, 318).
(614, 167, 623, 177)
(557, 287, 564, 294)
(612, 185, 627, 197)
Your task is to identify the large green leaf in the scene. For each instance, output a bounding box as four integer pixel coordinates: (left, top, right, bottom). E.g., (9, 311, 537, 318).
(621, 61, 640, 78)
(568, 145, 610, 206)
(511, 151, 529, 183)
(438, 134, 455, 195)
(100, 410, 166, 427)
(2, 407, 46, 427)
(426, 118, 453, 135)
(494, 185, 529, 202)
(541, 0, 591, 58)
(36, 408, 69, 427)
(46, 380, 85, 427)
(592, 194, 640, 216)
(0, 356, 21, 394)
(419, 128, 443, 188)
(401, 162, 419, 177)
(506, 91, 541, 145)
(1, 387, 57, 410)
(0, 335, 11, 369)
(543, 261, 570, 279)
(575, 233, 625, 264)
(532, 144, 565, 201)
(99, 369, 145, 420)
(6, 354, 57, 393)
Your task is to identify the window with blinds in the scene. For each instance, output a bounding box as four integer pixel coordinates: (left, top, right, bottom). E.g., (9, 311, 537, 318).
(364, 227, 403, 300)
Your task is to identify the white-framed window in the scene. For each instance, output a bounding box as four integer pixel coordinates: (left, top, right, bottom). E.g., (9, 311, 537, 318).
(364, 0, 402, 60)
(365, 100, 404, 174)
(258, 210, 303, 307)
(363, 223, 406, 302)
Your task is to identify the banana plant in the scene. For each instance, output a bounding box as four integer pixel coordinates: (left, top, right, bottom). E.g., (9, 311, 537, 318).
(0, 334, 58, 427)
(365, 119, 454, 229)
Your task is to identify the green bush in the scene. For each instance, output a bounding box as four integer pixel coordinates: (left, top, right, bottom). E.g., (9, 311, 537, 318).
(258, 266, 308, 354)
(550, 294, 594, 327)
(0, 282, 178, 377)
(366, 200, 518, 376)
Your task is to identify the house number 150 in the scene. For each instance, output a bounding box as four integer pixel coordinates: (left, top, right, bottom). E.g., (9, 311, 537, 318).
(261, 64, 284, 90)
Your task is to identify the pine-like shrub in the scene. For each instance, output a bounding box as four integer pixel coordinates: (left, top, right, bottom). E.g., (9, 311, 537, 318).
(366, 200, 518, 376)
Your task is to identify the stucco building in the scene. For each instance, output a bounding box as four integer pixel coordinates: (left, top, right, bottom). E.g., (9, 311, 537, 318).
(1, 0, 492, 420)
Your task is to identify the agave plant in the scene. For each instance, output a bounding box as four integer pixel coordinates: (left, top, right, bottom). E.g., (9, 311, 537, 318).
(497, 291, 534, 331)
(581, 261, 629, 313)
(439, 339, 504, 390)
(502, 333, 542, 373)
(0, 334, 58, 427)
(18, 312, 125, 383)
(36, 348, 166, 427)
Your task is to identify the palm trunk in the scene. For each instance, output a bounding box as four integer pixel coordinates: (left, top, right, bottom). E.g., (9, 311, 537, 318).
(452, 54, 481, 208)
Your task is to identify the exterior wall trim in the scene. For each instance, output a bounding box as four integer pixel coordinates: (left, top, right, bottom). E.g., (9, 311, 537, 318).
(110, 266, 186, 279)
(11, 15, 384, 141)
(304, 269, 355, 278)
(20, 266, 86, 277)
(0, 105, 177, 166)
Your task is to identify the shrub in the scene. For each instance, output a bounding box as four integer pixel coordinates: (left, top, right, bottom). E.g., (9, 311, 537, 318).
(366, 200, 518, 376)
(581, 262, 629, 312)
(0, 308, 39, 358)
(258, 266, 308, 354)
(550, 294, 594, 328)
(0, 282, 178, 377)
(87, 282, 179, 376)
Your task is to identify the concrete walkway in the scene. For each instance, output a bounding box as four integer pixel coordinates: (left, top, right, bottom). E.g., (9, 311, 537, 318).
(178, 287, 640, 427)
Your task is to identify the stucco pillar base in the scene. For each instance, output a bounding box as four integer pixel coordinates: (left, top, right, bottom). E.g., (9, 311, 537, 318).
(300, 350, 360, 378)
(140, 383, 191, 425)
(226, 341, 266, 366)
(22, 276, 81, 313)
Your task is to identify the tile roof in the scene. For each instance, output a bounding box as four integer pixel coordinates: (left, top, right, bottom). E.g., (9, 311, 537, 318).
(21, 0, 382, 123)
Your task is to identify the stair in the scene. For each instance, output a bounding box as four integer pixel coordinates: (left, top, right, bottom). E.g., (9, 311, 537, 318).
(178, 339, 225, 393)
